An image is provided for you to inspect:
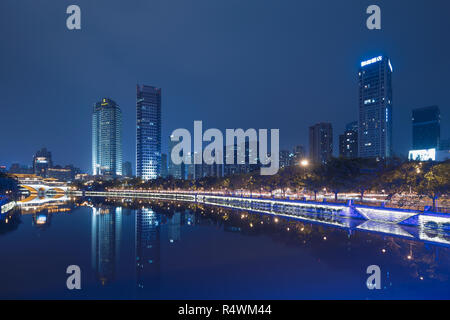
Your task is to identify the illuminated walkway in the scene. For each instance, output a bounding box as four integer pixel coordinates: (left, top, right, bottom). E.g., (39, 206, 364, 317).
(69, 190, 450, 228)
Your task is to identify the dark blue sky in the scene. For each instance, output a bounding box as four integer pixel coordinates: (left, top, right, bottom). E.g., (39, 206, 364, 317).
(1, 0, 449, 173)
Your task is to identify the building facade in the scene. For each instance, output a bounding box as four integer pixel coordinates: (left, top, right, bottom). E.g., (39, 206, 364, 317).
(33, 147, 53, 177)
(279, 150, 291, 168)
(309, 123, 333, 164)
(160, 153, 168, 178)
(358, 55, 393, 159)
(92, 98, 122, 176)
(223, 142, 258, 176)
(136, 85, 161, 180)
(168, 135, 186, 179)
(122, 161, 133, 177)
(339, 121, 358, 159)
(412, 106, 440, 150)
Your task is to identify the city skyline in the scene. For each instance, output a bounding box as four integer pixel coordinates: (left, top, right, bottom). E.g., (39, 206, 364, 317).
(1, 0, 450, 305)
(1, 1, 450, 173)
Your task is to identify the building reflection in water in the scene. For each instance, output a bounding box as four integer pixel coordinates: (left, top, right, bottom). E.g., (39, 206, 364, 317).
(91, 207, 122, 285)
(135, 208, 161, 298)
(168, 212, 181, 243)
(32, 212, 52, 230)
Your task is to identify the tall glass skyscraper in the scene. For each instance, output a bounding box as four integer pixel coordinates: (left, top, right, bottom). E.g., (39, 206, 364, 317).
(412, 106, 440, 150)
(92, 98, 122, 176)
(136, 85, 161, 180)
(358, 55, 393, 159)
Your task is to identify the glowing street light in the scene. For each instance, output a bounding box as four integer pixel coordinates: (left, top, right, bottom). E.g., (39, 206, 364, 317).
(300, 159, 309, 167)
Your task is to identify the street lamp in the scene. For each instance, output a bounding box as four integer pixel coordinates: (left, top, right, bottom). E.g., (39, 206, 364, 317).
(300, 159, 309, 167)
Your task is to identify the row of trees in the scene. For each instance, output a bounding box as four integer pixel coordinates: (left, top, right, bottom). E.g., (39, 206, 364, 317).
(75, 158, 449, 210)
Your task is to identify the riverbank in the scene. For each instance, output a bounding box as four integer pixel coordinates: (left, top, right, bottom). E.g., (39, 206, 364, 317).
(67, 190, 450, 227)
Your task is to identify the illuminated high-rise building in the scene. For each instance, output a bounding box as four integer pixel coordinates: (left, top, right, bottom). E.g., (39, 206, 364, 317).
(309, 123, 333, 164)
(92, 98, 122, 176)
(339, 121, 358, 159)
(33, 147, 53, 177)
(358, 55, 393, 159)
(136, 85, 161, 180)
(168, 135, 186, 179)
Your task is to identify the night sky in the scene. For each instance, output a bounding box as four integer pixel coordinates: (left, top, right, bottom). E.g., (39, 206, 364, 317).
(1, 0, 449, 173)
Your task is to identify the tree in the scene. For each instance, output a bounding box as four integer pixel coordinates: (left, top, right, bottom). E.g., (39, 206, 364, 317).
(304, 167, 325, 201)
(378, 161, 419, 200)
(351, 161, 379, 201)
(322, 158, 357, 201)
(416, 161, 450, 210)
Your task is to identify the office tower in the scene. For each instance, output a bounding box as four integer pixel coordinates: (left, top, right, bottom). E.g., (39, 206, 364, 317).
(122, 161, 133, 177)
(358, 55, 393, 159)
(33, 147, 53, 177)
(92, 98, 122, 176)
(168, 135, 185, 179)
(224, 141, 259, 176)
(339, 121, 358, 158)
(412, 106, 440, 150)
(309, 123, 333, 164)
(136, 85, 161, 180)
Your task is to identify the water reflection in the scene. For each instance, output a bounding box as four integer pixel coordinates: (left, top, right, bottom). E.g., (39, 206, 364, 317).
(0, 196, 449, 299)
(136, 208, 161, 297)
(91, 207, 122, 285)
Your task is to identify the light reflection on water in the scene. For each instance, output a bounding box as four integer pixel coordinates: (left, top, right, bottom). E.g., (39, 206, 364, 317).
(0, 197, 449, 299)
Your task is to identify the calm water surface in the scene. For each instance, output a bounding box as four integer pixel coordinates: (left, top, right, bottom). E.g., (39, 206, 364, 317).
(0, 198, 449, 299)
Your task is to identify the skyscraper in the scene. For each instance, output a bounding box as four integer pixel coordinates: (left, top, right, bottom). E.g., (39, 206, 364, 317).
(92, 98, 122, 176)
(224, 141, 258, 176)
(339, 121, 358, 158)
(358, 55, 393, 159)
(412, 106, 440, 150)
(33, 147, 53, 177)
(168, 134, 185, 179)
(136, 85, 161, 180)
(309, 123, 333, 164)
